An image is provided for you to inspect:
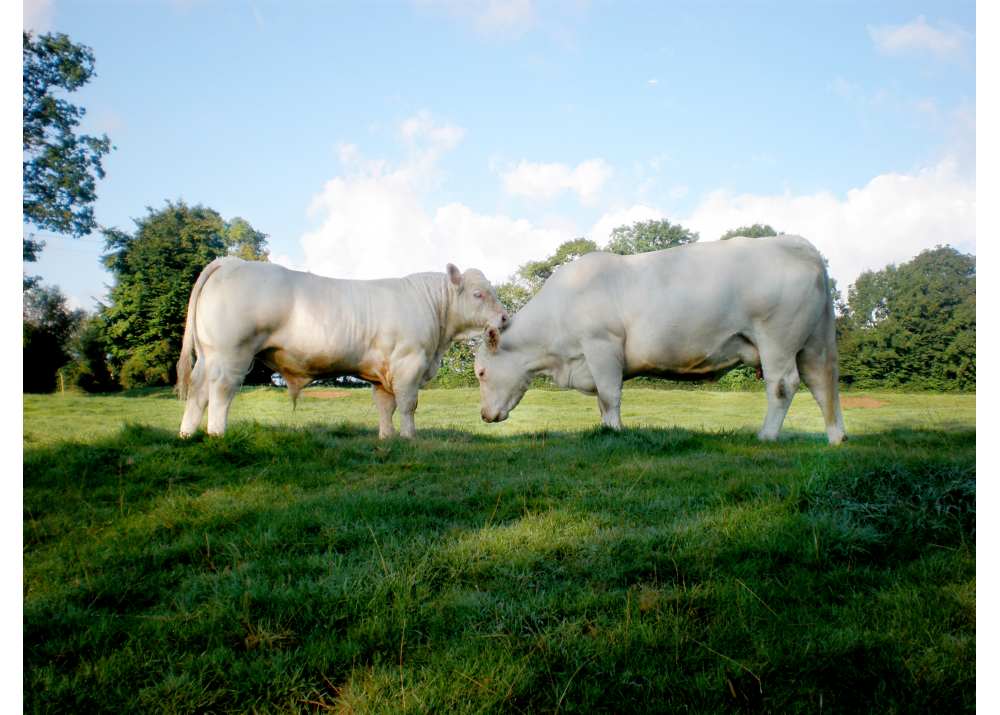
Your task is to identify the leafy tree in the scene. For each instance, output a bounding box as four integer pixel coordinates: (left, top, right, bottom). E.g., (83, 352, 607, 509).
(101, 200, 269, 388)
(606, 219, 698, 255)
(62, 314, 119, 393)
(23, 283, 86, 392)
(837, 246, 975, 391)
(224, 217, 270, 261)
(23, 31, 112, 268)
(516, 238, 600, 291)
(495, 281, 534, 316)
(718, 223, 778, 240)
(427, 341, 478, 388)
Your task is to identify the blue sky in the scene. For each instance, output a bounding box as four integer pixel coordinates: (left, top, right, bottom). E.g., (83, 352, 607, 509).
(22, 0, 976, 310)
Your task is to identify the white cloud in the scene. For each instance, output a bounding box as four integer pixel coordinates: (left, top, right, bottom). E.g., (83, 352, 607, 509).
(647, 153, 673, 171)
(868, 15, 972, 64)
(395, 109, 467, 189)
(399, 109, 466, 149)
(477, 0, 534, 34)
(431, 203, 573, 279)
(300, 111, 573, 282)
(499, 158, 612, 205)
(585, 205, 665, 246)
(23, 0, 53, 31)
(683, 156, 975, 289)
(434, 0, 535, 36)
(829, 77, 882, 106)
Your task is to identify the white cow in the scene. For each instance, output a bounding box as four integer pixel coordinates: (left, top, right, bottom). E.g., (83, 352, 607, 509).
(475, 235, 846, 445)
(177, 257, 509, 439)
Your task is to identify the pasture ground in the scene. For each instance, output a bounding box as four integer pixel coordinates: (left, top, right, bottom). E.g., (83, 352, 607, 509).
(24, 388, 975, 714)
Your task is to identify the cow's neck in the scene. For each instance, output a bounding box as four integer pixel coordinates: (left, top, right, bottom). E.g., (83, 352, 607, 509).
(502, 299, 571, 384)
(404, 272, 455, 351)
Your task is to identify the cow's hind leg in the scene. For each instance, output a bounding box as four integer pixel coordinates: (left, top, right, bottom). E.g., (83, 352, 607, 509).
(179, 351, 212, 437)
(796, 328, 846, 446)
(206, 351, 254, 436)
(372, 384, 398, 439)
(757, 348, 800, 442)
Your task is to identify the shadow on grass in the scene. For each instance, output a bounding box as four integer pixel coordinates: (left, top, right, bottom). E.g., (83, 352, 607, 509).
(23, 421, 975, 714)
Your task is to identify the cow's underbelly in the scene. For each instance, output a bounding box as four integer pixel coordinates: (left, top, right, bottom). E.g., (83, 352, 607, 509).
(256, 343, 390, 386)
(622, 330, 760, 383)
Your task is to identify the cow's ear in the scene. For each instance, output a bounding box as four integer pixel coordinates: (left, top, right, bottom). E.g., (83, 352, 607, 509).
(446, 264, 463, 288)
(485, 326, 500, 351)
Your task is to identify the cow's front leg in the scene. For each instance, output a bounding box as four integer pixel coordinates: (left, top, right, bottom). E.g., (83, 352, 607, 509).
(582, 340, 625, 430)
(384, 355, 427, 439)
(372, 384, 398, 439)
(394, 381, 420, 439)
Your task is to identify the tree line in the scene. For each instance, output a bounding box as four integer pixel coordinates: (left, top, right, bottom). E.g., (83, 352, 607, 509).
(23, 210, 976, 397)
(23, 31, 974, 395)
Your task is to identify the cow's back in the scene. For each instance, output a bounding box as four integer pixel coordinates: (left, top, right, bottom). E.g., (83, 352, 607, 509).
(539, 236, 825, 327)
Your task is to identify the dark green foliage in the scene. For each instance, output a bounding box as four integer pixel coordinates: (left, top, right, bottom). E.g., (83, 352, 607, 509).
(837, 246, 975, 392)
(718, 223, 779, 240)
(24, 421, 974, 713)
(427, 340, 478, 388)
(100, 201, 270, 389)
(606, 218, 698, 255)
(23, 31, 112, 253)
(223, 216, 270, 262)
(23, 283, 86, 393)
(101, 201, 227, 388)
(62, 314, 119, 393)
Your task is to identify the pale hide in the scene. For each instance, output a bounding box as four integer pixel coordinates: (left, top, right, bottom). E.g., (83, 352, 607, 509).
(475, 235, 846, 445)
(177, 258, 508, 438)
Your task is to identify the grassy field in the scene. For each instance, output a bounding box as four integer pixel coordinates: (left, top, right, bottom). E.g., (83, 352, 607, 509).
(24, 388, 975, 714)
(23, 385, 976, 444)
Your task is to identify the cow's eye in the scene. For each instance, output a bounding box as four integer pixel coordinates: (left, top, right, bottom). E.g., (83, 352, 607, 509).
(473, 292, 483, 299)
(477, 369, 485, 378)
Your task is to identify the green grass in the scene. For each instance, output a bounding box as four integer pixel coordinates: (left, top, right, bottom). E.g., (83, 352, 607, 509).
(23, 388, 975, 714)
(23, 385, 976, 444)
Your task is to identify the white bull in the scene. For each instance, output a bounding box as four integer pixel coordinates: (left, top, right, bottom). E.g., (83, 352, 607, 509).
(475, 235, 846, 445)
(177, 257, 509, 439)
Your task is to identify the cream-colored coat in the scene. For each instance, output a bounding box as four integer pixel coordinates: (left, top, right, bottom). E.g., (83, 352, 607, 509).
(177, 258, 508, 438)
(476, 235, 846, 445)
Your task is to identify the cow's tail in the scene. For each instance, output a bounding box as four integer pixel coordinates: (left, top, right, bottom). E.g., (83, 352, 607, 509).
(177, 258, 227, 401)
(817, 263, 847, 443)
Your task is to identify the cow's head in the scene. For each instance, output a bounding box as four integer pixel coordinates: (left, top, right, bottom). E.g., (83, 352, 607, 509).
(475, 325, 532, 423)
(446, 264, 509, 340)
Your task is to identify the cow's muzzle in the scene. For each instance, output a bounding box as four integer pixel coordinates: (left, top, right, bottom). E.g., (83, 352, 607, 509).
(481, 407, 508, 423)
